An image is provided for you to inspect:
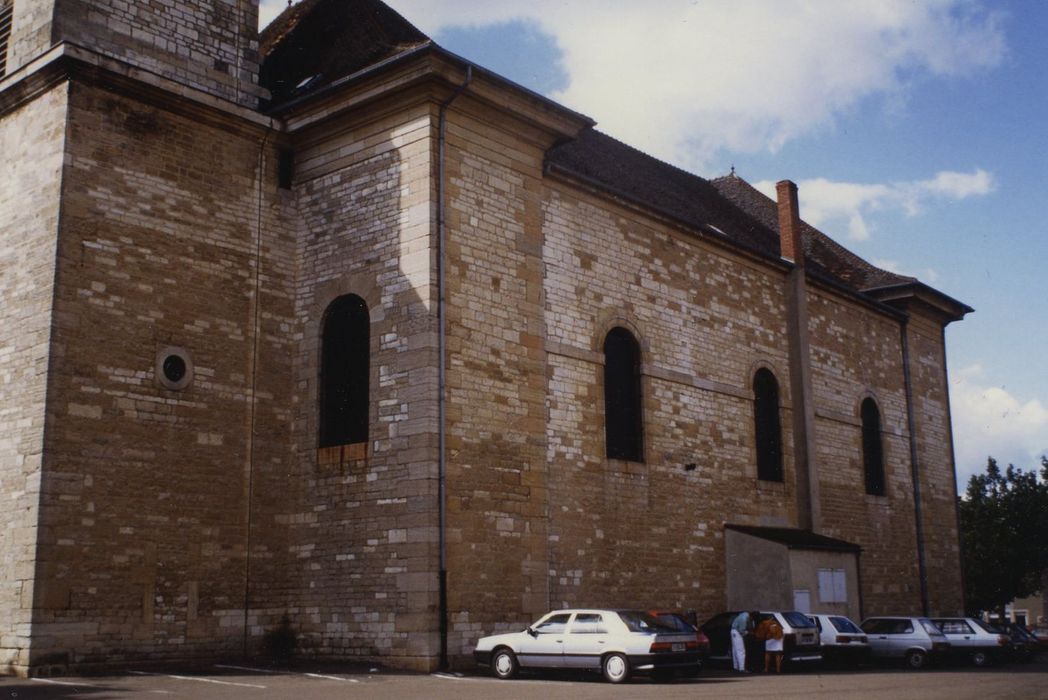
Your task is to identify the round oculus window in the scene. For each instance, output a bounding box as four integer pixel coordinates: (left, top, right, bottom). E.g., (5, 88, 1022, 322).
(155, 346, 193, 390)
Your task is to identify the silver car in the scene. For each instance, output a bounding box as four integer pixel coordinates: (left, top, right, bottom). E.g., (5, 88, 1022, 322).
(931, 617, 1009, 667)
(809, 613, 870, 666)
(473, 609, 702, 683)
(860, 616, 950, 669)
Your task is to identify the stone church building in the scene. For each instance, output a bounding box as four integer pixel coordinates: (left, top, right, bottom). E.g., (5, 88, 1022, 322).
(0, 0, 969, 675)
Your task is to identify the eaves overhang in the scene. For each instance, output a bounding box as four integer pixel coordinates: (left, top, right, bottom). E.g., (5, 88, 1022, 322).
(864, 281, 974, 325)
(726, 524, 863, 554)
(266, 42, 594, 141)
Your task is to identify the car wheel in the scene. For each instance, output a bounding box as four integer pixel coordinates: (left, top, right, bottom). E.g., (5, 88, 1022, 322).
(971, 651, 989, 667)
(905, 649, 927, 670)
(492, 648, 518, 680)
(602, 653, 631, 683)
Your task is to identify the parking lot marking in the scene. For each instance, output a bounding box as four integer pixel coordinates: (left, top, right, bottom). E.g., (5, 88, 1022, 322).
(32, 678, 93, 687)
(302, 672, 359, 682)
(214, 664, 361, 682)
(128, 670, 267, 689)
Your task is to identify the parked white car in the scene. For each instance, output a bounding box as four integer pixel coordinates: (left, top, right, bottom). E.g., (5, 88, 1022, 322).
(931, 617, 1009, 667)
(860, 616, 950, 669)
(473, 609, 702, 683)
(809, 613, 870, 665)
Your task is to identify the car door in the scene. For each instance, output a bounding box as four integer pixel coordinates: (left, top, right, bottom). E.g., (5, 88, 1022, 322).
(864, 618, 908, 657)
(561, 613, 611, 669)
(938, 618, 975, 652)
(887, 619, 917, 657)
(518, 613, 571, 668)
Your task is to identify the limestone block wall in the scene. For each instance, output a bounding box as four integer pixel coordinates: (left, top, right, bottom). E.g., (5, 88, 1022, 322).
(288, 102, 440, 669)
(806, 289, 923, 615)
(541, 184, 796, 619)
(907, 312, 964, 615)
(0, 82, 67, 674)
(29, 80, 294, 667)
(7, 0, 262, 106)
(440, 102, 552, 661)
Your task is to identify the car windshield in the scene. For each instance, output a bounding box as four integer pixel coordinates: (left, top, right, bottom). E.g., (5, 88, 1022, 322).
(782, 611, 815, 628)
(652, 614, 695, 633)
(830, 616, 862, 634)
(618, 611, 678, 633)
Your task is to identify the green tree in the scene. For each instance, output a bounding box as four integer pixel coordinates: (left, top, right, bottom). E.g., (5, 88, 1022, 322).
(957, 457, 1048, 616)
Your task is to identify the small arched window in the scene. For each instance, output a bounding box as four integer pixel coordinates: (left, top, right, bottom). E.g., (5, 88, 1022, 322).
(861, 398, 886, 496)
(319, 294, 369, 448)
(753, 368, 783, 482)
(603, 327, 643, 462)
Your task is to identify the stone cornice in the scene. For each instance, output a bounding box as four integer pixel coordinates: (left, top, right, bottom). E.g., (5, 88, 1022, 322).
(0, 43, 280, 138)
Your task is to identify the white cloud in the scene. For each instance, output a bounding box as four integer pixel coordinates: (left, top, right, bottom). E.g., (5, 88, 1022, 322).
(951, 364, 1048, 491)
(260, 2, 1004, 171)
(753, 169, 994, 241)
(871, 258, 939, 283)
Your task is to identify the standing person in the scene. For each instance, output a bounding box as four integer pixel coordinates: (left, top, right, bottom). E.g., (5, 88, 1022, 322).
(730, 611, 751, 672)
(756, 615, 785, 672)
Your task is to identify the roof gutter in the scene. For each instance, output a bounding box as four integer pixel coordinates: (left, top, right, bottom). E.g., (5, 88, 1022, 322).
(437, 64, 472, 671)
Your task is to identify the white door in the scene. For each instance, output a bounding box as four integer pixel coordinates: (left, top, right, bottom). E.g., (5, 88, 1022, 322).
(793, 589, 811, 613)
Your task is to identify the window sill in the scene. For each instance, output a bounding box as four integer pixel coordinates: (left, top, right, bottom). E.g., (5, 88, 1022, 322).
(317, 441, 368, 467)
(756, 478, 786, 494)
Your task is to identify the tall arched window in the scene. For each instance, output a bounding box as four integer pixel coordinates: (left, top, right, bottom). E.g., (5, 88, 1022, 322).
(319, 294, 369, 448)
(861, 398, 886, 496)
(753, 368, 783, 482)
(603, 327, 643, 462)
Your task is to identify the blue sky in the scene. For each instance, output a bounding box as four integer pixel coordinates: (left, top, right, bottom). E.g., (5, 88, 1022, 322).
(260, 1, 1048, 491)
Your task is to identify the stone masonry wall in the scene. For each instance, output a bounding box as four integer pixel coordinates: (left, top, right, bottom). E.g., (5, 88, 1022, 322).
(287, 101, 440, 670)
(30, 80, 294, 668)
(908, 312, 964, 615)
(806, 288, 923, 615)
(542, 183, 797, 621)
(0, 81, 67, 674)
(7, 1, 261, 107)
(441, 102, 552, 662)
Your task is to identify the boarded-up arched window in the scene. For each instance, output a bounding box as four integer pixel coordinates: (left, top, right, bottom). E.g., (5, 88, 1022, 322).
(603, 327, 643, 462)
(319, 294, 369, 447)
(861, 398, 886, 496)
(754, 368, 783, 482)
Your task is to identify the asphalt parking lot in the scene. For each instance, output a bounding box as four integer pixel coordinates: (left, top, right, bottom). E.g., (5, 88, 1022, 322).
(2, 657, 1046, 699)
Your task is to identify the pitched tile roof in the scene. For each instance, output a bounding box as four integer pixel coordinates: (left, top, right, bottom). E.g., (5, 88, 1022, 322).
(546, 128, 905, 295)
(259, 0, 950, 314)
(259, 0, 430, 105)
(710, 173, 912, 291)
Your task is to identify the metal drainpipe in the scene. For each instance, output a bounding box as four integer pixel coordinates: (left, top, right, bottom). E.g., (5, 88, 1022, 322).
(243, 129, 270, 655)
(901, 320, 930, 616)
(437, 65, 472, 671)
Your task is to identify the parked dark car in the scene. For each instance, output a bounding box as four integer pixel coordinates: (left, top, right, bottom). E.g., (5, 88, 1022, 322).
(1029, 625, 1048, 652)
(648, 610, 711, 673)
(993, 621, 1039, 662)
(701, 611, 821, 669)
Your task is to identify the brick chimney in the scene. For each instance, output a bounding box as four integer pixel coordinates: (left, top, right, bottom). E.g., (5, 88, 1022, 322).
(776, 180, 803, 266)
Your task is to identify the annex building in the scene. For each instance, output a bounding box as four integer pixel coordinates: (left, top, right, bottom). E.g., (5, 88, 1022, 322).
(0, 0, 970, 675)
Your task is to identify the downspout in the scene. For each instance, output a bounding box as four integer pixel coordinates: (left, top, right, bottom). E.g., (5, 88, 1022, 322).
(900, 320, 930, 616)
(437, 65, 472, 671)
(243, 129, 270, 655)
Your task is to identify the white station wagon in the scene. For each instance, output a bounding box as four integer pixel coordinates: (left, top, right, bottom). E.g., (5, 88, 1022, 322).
(473, 609, 703, 683)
